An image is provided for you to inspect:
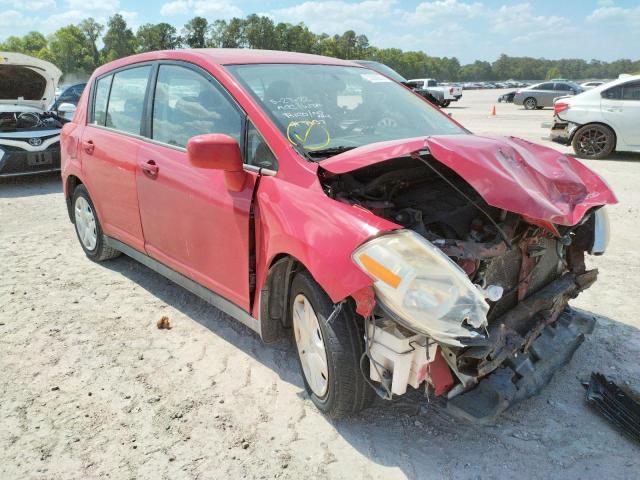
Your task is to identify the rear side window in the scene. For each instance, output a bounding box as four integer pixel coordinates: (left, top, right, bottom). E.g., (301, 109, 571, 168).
(105, 66, 152, 135)
(621, 81, 640, 100)
(91, 75, 112, 126)
(538, 83, 554, 90)
(151, 64, 243, 148)
(554, 83, 570, 91)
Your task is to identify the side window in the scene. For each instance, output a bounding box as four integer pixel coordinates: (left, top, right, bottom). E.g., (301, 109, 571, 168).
(426, 80, 437, 87)
(91, 75, 112, 126)
(246, 122, 278, 170)
(105, 66, 152, 135)
(152, 64, 243, 148)
(621, 82, 640, 101)
(538, 83, 553, 90)
(602, 85, 622, 100)
(554, 83, 569, 91)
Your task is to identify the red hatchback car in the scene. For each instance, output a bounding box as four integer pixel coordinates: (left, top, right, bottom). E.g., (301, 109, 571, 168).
(61, 49, 616, 422)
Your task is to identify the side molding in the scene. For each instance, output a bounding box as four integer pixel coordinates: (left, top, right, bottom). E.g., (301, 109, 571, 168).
(105, 236, 261, 335)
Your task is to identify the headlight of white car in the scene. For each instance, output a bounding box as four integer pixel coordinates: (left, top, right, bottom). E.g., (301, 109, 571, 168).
(352, 229, 490, 346)
(590, 206, 610, 255)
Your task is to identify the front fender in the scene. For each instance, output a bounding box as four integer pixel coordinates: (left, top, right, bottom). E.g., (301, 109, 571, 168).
(253, 176, 398, 313)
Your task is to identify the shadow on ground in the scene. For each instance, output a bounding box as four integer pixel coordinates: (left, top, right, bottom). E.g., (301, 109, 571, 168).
(0, 172, 62, 198)
(103, 253, 640, 478)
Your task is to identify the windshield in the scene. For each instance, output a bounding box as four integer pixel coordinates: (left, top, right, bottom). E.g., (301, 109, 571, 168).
(227, 64, 465, 159)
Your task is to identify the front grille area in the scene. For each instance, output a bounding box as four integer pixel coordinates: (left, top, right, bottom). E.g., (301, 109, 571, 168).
(0, 142, 61, 176)
(485, 237, 563, 322)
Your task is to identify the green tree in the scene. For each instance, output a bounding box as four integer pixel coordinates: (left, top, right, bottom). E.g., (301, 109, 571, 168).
(0, 32, 50, 60)
(48, 25, 94, 75)
(545, 66, 561, 80)
(243, 14, 278, 49)
(182, 16, 208, 48)
(79, 18, 104, 69)
(136, 23, 181, 52)
(101, 14, 136, 62)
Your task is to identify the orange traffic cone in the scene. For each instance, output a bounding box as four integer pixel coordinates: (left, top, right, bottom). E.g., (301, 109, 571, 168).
(490, 105, 496, 116)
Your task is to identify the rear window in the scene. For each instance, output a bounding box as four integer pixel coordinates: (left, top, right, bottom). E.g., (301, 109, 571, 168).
(104, 66, 152, 135)
(603, 81, 640, 101)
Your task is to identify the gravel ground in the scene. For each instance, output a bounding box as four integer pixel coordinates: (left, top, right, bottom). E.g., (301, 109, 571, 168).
(1, 89, 639, 480)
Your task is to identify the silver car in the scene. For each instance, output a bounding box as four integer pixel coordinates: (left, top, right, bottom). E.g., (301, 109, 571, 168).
(514, 81, 584, 109)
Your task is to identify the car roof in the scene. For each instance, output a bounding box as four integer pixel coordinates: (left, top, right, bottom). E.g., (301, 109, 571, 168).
(93, 48, 360, 77)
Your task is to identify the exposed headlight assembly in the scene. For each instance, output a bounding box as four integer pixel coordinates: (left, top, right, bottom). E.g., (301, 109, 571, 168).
(590, 206, 610, 255)
(353, 229, 490, 347)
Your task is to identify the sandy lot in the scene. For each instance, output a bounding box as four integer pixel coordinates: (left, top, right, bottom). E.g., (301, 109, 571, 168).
(1, 89, 639, 480)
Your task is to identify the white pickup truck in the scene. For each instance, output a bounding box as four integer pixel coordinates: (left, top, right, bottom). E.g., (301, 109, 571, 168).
(407, 78, 463, 107)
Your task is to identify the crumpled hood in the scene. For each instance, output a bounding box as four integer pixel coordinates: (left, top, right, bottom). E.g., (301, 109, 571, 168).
(0, 52, 62, 110)
(321, 135, 617, 226)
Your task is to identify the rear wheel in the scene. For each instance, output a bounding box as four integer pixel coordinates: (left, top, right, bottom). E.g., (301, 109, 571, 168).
(572, 124, 615, 159)
(440, 100, 451, 108)
(290, 271, 374, 418)
(523, 97, 537, 110)
(72, 185, 121, 262)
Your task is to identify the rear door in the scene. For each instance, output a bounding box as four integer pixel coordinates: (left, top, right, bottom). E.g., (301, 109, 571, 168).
(536, 82, 556, 106)
(602, 80, 640, 148)
(135, 62, 257, 311)
(80, 65, 153, 251)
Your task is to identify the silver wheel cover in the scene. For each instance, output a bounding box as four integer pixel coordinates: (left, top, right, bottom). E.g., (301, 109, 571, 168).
(74, 196, 98, 251)
(292, 294, 329, 397)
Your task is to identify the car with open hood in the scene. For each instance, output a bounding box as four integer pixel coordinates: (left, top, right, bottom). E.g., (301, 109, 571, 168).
(0, 52, 65, 177)
(61, 49, 616, 422)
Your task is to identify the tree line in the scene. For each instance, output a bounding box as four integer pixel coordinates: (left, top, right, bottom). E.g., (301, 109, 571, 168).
(1, 13, 638, 82)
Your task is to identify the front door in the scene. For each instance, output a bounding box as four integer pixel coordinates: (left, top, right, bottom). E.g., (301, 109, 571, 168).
(81, 65, 153, 251)
(136, 63, 256, 311)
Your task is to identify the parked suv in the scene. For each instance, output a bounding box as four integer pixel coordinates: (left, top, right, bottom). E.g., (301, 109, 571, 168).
(62, 50, 616, 422)
(514, 81, 584, 109)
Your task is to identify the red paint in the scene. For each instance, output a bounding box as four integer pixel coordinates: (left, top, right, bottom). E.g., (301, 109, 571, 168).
(428, 347, 455, 396)
(322, 135, 617, 226)
(61, 49, 616, 332)
(351, 286, 376, 317)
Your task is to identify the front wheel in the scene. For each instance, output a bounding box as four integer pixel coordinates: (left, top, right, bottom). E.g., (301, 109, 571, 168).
(523, 97, 537, 110)
(572, 124, 615, 159)
(440, 100, 451, 108)
(290, 271, 375, 418)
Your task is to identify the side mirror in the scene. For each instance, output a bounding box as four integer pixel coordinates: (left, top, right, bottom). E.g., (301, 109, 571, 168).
(57, 102, 76, 119)
(187, 134, 246, 192)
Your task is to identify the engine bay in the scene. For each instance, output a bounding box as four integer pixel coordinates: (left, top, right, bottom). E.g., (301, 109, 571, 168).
(0, 111, 65, 133)
(319, 155, 600, 412)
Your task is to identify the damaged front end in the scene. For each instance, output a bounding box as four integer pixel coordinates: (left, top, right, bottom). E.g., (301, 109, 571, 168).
(319, 136, 616, 422)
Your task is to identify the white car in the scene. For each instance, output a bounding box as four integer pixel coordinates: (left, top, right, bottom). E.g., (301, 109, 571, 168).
(581, 80, 606, 90)
(0, 52, 64, 177)
(549, 75, 640, 159)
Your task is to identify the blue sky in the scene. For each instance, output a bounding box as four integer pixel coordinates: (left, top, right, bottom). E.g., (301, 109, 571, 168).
(1, 0, 639, 63)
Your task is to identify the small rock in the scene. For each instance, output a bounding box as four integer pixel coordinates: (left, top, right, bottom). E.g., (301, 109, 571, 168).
(169, 456, 176, 462)
(242, 441, 250, 449)
(138, 354, 144, 360)
(219, 399, 224, 404)
(157, 316, 172, 330)
(281, 463, 288, 469)
(88, 392, 92, 396)
(51, 386, 60, 391)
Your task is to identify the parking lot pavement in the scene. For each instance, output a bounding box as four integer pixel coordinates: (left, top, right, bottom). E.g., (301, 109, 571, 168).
(1, 89, 639, 480)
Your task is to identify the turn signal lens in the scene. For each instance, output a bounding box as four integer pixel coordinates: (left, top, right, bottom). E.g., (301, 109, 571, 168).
(358, 253, 402, 288)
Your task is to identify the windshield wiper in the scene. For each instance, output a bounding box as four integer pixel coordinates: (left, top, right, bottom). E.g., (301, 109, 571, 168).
(305, 146, 356, 160)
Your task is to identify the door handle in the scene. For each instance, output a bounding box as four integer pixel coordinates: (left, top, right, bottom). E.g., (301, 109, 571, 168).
(140, 159, 159, 178)
(83, 139, 95, 154)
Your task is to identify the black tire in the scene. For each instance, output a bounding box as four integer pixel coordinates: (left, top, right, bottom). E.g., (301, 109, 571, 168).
(72, 184, 121, 262)
(536, 106, 544, 110)
(523, 97, 537, 110)
(290, 271, 375, 418)
(571, 124, 616, 159)
(440, 100, 451, 108)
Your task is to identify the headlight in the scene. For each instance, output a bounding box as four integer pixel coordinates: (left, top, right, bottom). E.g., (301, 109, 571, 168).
(590, 206, 610, 255)
(352, 230, 489, 346)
